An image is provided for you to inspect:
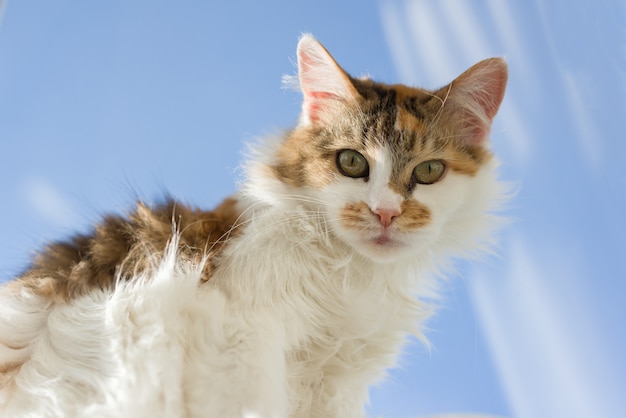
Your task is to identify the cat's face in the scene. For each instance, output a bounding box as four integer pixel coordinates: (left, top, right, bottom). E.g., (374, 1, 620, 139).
(311, 124, 490, 262)
(271, 35, 507, 263)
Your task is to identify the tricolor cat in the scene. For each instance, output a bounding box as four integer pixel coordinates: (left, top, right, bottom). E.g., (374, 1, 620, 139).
(0, 34, 507, 417)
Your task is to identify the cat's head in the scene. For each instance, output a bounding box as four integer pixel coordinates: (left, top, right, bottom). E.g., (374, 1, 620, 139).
(251, 34, 507, 263)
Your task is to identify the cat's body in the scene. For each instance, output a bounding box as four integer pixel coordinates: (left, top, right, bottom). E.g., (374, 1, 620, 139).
(0, 35, 507, 417)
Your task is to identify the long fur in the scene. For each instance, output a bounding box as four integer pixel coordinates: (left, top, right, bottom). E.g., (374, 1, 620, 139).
(0, 212, 429, 417)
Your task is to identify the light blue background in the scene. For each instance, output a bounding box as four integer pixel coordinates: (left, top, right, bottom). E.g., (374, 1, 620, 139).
(1, 1, 624, 417)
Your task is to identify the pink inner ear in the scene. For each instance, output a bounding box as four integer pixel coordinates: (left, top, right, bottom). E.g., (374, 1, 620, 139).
(463, 119, 490, 146)
(473, 71, 508, 121)
(296, 35, 356, 124)
(459, 106, 496, 146)
(452, 58, 508, 145)
(308, 92, 337, 99)
(304, 91, 342, 122)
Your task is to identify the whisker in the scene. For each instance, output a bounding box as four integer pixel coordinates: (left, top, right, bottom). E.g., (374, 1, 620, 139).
(274, 194, 347, 210)
(430, 84, 451, 128)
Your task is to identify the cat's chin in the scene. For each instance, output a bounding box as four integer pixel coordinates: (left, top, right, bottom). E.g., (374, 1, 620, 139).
(347, 234, 418, 264)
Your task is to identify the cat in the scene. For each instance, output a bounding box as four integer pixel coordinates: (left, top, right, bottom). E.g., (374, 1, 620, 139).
(0, 34, 507, 418)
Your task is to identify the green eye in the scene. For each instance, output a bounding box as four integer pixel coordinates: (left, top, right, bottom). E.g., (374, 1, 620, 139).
(336, 149, 369, 178)
(413, 160, 446, 185)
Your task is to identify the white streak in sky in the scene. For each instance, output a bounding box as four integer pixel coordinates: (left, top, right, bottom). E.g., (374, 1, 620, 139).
(484, 0, 537, 92)
(22, 178, 76, 230)
(562, 71, 603, 173)
(0, 0, 6, 27)
(379, 1, 416, 84)
(470, 236, 621, 418)
(404, 0, 457, 85)
(494, 101, 531, 168)
(439, 0, 490, 61)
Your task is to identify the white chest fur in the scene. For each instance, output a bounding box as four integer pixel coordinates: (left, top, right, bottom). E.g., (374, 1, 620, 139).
(207, 200, 434, 417)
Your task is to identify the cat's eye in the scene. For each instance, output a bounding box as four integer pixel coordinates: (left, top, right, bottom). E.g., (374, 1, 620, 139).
(413, 160, 446, 185)
(336, 149, 369, 178)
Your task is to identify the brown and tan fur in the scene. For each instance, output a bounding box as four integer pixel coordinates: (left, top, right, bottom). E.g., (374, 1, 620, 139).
(10, 198, 242, 303)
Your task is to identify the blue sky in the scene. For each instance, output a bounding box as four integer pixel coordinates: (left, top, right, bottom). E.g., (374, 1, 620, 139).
(0, 1, 624, 417)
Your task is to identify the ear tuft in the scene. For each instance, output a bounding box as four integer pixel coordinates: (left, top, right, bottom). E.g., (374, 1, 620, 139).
(296, 34, 358, 125)
(444, 58, 508, 145)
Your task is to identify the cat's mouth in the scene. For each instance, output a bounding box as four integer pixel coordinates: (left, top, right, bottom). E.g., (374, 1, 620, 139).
(372, 235, 393, 246)
(353, 231, 409, 262)
(368, 231, 401, 249)
(373, 236, 390, 245)
(340, 226, 421, 262)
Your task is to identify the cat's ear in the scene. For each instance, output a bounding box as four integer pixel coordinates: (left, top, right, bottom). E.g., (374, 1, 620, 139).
(295, 34, 359, 126)
(441, 58, 508, 146)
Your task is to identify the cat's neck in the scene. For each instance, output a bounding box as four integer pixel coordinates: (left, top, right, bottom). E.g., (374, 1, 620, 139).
(209, 183, 433, 348)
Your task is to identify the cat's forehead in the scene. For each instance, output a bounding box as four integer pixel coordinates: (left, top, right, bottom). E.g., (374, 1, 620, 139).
(342, 80, 443, 156)
(353, 78, 442, 118)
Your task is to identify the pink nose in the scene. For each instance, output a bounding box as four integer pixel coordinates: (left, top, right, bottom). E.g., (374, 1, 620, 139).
(372, 208, 401, 228)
